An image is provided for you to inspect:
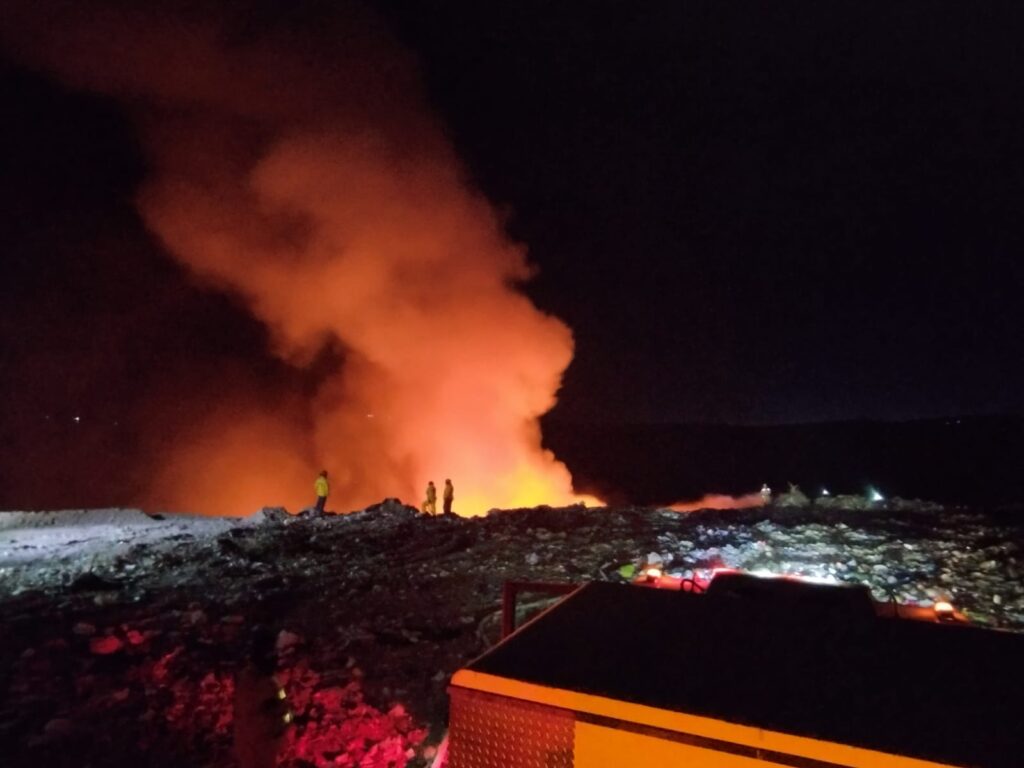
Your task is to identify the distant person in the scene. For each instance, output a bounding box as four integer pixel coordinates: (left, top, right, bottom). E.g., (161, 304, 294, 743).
(233, 626, 291, 768)
(423, 481, 437, 515)
(761, 483, 772, 505)
(314, 470, 329, 515)
(443, 479, 455, 515)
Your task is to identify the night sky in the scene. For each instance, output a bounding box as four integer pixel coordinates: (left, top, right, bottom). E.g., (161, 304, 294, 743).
(2, 2, 1023, 506)
(390, 3, 1024, 425)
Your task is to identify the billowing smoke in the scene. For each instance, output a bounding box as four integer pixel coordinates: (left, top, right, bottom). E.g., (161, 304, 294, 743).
(3, 1, 593, 515)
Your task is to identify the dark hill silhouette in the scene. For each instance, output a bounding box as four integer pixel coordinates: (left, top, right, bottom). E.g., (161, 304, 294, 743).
(542, 414, 1024, 509)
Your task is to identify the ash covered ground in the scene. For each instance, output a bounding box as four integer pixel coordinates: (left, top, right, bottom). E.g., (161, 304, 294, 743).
(1, 502, 1022, 767)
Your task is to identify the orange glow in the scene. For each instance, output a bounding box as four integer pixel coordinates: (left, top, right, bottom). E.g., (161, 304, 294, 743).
(145, 410, 313, 515)
(4, 4, 598, 515)
(142, 91, 595, 516)
(933, 601, 955, 617)
(669, 493, 764, 512)
(453, 671, 959, 768)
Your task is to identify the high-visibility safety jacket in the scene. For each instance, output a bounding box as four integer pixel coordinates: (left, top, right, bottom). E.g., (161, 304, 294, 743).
(234, 666, 291, 768)
(314, 476, 329, 498)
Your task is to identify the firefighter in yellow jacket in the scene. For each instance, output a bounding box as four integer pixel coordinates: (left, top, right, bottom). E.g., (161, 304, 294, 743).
(423, 481, 437, 515)
(443, 479, 455, 515)
(313, 470, 329, 515)
(234, 626, 291, 768)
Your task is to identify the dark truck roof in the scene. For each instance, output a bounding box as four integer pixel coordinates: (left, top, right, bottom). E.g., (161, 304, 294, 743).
(467, 579, 1024, 768)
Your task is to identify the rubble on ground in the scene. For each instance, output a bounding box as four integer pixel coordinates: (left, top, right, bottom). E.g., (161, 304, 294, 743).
(775, 483, 810, 508)
(0, 502, 1021, 766)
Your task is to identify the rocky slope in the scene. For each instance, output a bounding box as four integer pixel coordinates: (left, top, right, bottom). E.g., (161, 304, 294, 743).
(1, 502, 1021, 767)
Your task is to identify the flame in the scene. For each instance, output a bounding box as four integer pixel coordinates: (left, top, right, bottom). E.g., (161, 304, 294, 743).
(1, 2, 598, 515)
(668, 493, 764, 512)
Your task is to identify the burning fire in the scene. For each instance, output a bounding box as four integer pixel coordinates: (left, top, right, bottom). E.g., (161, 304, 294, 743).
(2, 2, 597, 515)
(668, 493, 764, 512)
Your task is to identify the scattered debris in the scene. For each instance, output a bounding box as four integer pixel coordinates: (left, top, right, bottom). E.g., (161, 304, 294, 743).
(260, 507, 290, 522)
(776, 483, 810, 508)
(89, 634, 124, 655)
(69, 572, 120, 593)
(0, 502, 1021, 767)
(276, 630, 302, 654)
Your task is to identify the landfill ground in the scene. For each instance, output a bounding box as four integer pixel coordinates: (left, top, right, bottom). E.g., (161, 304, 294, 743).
(1, 501, 1022, 767)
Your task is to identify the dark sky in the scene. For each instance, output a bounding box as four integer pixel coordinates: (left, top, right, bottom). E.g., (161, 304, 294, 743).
(2, 2, 1023, 503)
(386, 3, 1024, 425)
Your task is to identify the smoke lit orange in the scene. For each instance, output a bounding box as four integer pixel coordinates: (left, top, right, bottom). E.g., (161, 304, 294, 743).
(2, 1, 596, 515)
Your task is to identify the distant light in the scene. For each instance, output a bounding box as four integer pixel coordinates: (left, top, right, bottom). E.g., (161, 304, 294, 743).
(366, 413, 374, 418)
(277, 688, 287, 700)
(73, 416, 81, 423)
(796, 573, 839, 586)
(745, 568, 836, 585)
(282, 711, 293, 724)
(869, 488, 884, 502)
(934, 600, 955, 619)
(821, 488, 830, 496)
(644, 567, 662, 580)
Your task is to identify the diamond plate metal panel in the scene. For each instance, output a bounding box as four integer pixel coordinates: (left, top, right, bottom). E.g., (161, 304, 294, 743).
(449, 687, 575, 768)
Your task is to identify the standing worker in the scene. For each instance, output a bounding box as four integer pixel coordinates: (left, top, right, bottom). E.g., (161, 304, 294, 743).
(760, 483, 772, 506)
(423, 481, 437, 515)
(234, 626, 292, 768)
(443, 479, 455, 515)
(314, 470, 329, 515)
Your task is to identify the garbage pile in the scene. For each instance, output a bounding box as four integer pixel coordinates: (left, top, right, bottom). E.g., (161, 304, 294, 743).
(1, 501, 1021, 766)
(4, 605, 432, 767)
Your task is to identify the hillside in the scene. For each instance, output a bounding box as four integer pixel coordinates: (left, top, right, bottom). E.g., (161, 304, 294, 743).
(1, 502, 1022, 766)
(543, 414, 1024, 507)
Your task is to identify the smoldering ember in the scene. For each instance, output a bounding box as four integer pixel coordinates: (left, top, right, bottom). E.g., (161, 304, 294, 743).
(1, 498, 1022, 767)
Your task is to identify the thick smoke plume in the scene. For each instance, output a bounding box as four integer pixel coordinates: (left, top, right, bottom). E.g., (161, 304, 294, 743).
(3, 2, 592, 515)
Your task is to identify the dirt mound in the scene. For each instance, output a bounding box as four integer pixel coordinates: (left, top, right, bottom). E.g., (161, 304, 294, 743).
(0, 508, 158, 531)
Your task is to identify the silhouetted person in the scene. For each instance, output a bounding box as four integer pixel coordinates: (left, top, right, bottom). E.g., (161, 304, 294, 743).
(443, 479, 454, 515)
(314, 470, 329, 515)
(234, 626, 291, 768)
(423, 481, 437, 515)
